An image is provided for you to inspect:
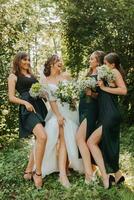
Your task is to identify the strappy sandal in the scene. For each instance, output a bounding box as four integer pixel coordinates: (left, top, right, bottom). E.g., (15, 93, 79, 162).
(85, 172, 95, 185)
(58, 173, 71, 188)
(33, 171, 43, 189)
(24, 171, 33, 181)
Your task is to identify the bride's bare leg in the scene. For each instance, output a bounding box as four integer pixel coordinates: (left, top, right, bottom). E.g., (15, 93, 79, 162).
(58, 126, 70, 188)
(76, 119, 93, 182)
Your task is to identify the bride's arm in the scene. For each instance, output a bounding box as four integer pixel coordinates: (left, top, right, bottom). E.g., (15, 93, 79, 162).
(49, 101, 65, 126)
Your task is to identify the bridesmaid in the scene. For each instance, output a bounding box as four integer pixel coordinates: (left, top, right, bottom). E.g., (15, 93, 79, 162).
(76, 50, 105, 184)
(87, 52, 127, 189)
(8, 52, 48, 189)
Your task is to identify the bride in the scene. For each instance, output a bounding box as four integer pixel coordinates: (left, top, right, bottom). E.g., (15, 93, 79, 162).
(40, 54, 84, 188)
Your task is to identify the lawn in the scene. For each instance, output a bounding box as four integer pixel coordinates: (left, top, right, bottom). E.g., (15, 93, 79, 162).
(0, 126, 134, 200)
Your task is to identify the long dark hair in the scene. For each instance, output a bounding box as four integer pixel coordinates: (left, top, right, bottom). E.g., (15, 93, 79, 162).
(44, 54, 60, 77)
(11, 52, 32, 76)
(104, 52, 125, 81)
(87, 50, 105, 76)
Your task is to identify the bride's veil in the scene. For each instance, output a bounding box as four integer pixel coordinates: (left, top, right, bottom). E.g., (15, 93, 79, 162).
(39, 65, 47, 84)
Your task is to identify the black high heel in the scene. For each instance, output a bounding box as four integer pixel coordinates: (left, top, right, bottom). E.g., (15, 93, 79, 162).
(108, 175, 115, 189)
(110, 175, 115, 183)
(116, 176, 125, 185)
(105, 175, 115, 189)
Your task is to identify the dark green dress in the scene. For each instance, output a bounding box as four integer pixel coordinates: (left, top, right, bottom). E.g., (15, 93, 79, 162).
(16, 75, 48, 138)
(98, 86, 122, 173)
(79, 75, 98, 142)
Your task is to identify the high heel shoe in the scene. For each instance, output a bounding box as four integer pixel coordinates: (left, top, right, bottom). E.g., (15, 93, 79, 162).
(85, 176, 98, 184)
(85, 173, 96, 185)
(58, 174, 71, 188)
(33, 171, 43, 189)
(103, 175, 115, 189)
(110, 175, 115, 183)
(24, 171, 33, 181)
(116, 176, 125, 185)
(85, 178, 93, 185)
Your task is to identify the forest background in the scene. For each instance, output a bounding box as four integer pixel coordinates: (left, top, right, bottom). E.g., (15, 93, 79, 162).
(0, 0, 134, 199)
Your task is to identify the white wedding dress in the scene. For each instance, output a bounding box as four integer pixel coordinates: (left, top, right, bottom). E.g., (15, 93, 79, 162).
(41, 81, 84, 177)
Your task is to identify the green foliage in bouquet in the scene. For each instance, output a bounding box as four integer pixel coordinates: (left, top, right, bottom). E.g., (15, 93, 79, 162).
(29, 82, 42, 98)
(29, 82, 48, 99)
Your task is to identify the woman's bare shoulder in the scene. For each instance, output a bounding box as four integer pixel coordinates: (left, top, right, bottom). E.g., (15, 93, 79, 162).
(8, 73, 17, 81)
(112, 68, 122, 78)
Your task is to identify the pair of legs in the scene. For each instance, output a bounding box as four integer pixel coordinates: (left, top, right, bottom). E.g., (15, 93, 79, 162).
(87, 126, 123, 188)
(76, 119, 93, 183)
(58, 126, 70, 188)
(24, 123, 47, 188)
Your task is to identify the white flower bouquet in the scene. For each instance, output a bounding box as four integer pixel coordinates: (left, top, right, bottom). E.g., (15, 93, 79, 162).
(77, 76, 97, 93)
(76, 76, 97, 103)
(29, 82, 48, 98)
(97, 65, 115, 82)
(55, 81, 79, 111)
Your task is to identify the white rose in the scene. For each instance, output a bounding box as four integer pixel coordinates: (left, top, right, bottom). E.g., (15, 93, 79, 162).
(2, 109, 9, 115)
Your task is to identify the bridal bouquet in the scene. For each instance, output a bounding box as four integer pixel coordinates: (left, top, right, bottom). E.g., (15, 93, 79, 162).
(55, 81, 79, 111)
(97, 65, 115, 82)
(29, 82, 48, 98)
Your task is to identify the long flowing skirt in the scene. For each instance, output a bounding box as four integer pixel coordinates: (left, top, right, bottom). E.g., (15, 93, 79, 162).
(41, 102, 84, 177)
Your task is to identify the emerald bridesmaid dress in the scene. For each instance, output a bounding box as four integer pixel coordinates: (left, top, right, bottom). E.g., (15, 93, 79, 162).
(79, 75, 98, 140)
(97, 85, 122, 173)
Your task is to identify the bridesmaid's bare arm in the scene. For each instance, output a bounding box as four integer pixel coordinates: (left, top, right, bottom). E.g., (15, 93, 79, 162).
(8, 74, 35, 112)
(98, 69, 127, 95)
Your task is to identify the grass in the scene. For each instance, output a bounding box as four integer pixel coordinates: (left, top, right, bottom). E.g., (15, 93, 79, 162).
(0, 126, 134, 200)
